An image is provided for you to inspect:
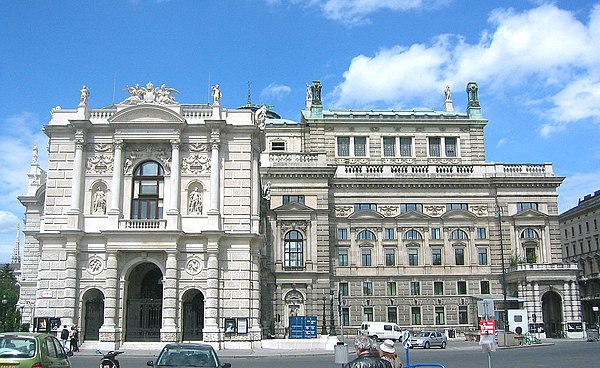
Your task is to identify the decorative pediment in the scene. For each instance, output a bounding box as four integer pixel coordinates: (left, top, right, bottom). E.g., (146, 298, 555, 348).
(513, 209, 547, 226)
(513, 208, 545, 219)
(348, 210, 384, 220)
(274, 202, 314, 213)
(396, 211, 431, 220)
(440, 209, 477, 220)
(109, 104, 185, 124)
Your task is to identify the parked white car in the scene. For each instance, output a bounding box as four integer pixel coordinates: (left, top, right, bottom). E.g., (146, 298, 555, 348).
(409, 331, 447, 349)
(360, 322, 402, 341)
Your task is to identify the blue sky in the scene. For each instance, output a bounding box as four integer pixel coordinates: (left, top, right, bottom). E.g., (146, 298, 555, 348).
(1, 0, 599, 263)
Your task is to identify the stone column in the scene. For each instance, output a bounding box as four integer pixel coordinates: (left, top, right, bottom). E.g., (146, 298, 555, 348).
(251, 141, 260, 234)
(100, 252, 121, 347)
(108, 140, 124, 227)
(208, 131, 221, 229)
(249, 246, 262, 340)
(203, 240, 220, 341)
(533, 282, 541, 320)
(63, 250, 78, 326)
(68, 130, 85, 228)
(167, 139, 181, 230)
(161, 251, 179, 341)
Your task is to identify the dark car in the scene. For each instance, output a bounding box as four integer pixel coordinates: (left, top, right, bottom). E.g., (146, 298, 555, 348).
(0, 332, 73, 368)
(147, 343, 231, 368)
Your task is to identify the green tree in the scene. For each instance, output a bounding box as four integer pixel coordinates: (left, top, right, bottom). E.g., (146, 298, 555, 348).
(0, 263, 20, 332)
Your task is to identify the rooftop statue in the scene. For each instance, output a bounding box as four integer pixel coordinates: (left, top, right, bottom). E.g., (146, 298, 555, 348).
(444, 85, 452, 101)
(79, 85, 89, 106)
(255, 105, 267, 130)
(466, 82, 480, 107)
(121, 82, 179, 105)
(211, 84, 222, 105)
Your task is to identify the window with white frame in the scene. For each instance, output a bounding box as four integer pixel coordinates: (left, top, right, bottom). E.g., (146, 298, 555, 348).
(338, 249, 348, 266)
(271, 141, 286, 151)
(405, 229, 423, 240)
(385, 248, 395, 266)
(432, 248, 442, 265)
(429, 137, 459, 158)
(435, 307, 445, 324)
(517, 202, 538, 212)
(363, 307, 374, 321)
(477, 227, 487, 239)
(384, 228, 395, 240)
(387, 281, 397, 296)
(363, 281, 373, 296)
(408, 248, 419, 266)
(358, 230, 377, 240)
(410, 281, 420, 295)
(459, 306, 468, 324)
(411, 307, 422, 325)
(284, 230, 304, 268)
(480, 280, 490, 294)
(434, 281, 444, 295)
(457, 280, 467, 295)
(401, 203, 423, 213)
(478, 248, 488, 265)
(431, 228, 441, 240)
(337, 228, 348, 240)
(455, 247, 465, 265)
(387, 307, 398, 323)
(447, 203, 468, 211)
(355, 203, 377, 211)
(382, 136, 413, 157)
(451, 229, 469, 240)
(362, 248, 372, 267)
(337, 136, 368, 157)
(339, 282, 349, 297)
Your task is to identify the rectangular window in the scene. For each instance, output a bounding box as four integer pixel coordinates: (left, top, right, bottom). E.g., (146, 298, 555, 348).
(434, 281, 444, 295)
(564, 229, 568, 239)
(431, 228, 441, 240)
(435, 307, 445, 324)
(446, 203, 468, 211)
(445, 137, 457, 157)
(337, 137, 350, 156)
(383, 137, 396, 157)
(478, 248, 488, 265)
(401, 203, 423, 213)
(410, 281, 421, 296)
(477, 227, 487, 239)
(429, 137, 441, 157)
(432, 248, 442, 265)
(525, 248, 536, 263)
(338, 249, 348, 267)
(384, 228, 395, 240)
(362, 249, 372, 267)
(342, 307, 350, 326)
(387, 281, 397, 296)
(455, 248, 465, 265)
(363, 307, 374, 322)
(354, 137, 367, 156)
(480, 280, 490, 294)
(459, 306, 468, 324)
(408, 249, 419, 266)
(354, 203, 377, 211)
(457, 281, 467, 295)
(337, 228, 348, 240)
(385, 248, 395, 266)
(517, 202, 538, 212)
(387, 307, 398, 323)
(283, 195, 305, 205)
(363, 282, 373, 296)
(339, 282, 349, 297)
(411, 307, 422, 325)
(271, 141, 285, 151)
(586, 222, 590, 232)
(400, 137, 412, 157)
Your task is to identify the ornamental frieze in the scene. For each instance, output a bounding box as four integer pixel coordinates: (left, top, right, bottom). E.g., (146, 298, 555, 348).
(182, 154, 211, 174)
(188, 143, 209, 153)
(86, 154, 113, 174)
(124, 143, 171, 175)
(471, 205, 488, 216)
(186, 257, 203, 275)
(380, 206, 398, 217)
(280, 220, 308, 233)
(425, 205, 445, 216)
(87, 258, 103, 275)
(335, 206, 353, 217)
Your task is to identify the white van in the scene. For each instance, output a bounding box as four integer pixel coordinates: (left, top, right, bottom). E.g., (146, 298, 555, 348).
(360, 322, 402, 341)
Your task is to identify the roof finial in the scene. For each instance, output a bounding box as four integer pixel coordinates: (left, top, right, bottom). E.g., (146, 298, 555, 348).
(11, 223, 20, 265)
(247, 81, 252, 106)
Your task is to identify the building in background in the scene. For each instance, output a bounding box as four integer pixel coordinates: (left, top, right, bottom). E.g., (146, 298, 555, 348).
(560, 191, 600, 328)
(17, 80, 582, 350)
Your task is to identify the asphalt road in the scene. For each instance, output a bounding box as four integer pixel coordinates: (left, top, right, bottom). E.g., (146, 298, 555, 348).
(71, 339, 598, 368)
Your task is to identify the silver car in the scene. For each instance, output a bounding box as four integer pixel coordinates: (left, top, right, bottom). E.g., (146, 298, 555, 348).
(410, 331, 447, 349)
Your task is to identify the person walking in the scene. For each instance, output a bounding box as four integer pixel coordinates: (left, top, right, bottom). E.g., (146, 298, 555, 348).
(380, 339, 402, 368)
(69, 325, 79, 352)
(343, 335, 391, 368)
(59, 325, 69, 350)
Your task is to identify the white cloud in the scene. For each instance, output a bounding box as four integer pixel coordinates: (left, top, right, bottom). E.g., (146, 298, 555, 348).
(496, 138, 508, 148)
(557, 170, 600, 213)
(0, 212, 19, 233)
(331, 3, 600, 135)
(259, 83, 292, 102)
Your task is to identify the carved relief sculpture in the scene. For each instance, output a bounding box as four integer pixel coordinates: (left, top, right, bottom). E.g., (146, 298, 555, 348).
(93, 189, 107, 214)
(335, 206, 353, 217)
(87, 154, 113, 174)
(380, 206, 399, 217)
(425, 205, 445, 216)
(471, 205, 488, 216)
(120, 82, 179, 105)
(181, 154, 210, 174)
(188, 187, 202, 214)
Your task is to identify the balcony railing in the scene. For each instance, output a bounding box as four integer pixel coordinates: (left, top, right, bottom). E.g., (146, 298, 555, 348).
(120, 219, 167, 230)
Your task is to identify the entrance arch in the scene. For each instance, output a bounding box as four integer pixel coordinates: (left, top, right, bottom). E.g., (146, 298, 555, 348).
(82, 288, 104, 341)
(125, 262, 163, 342)
(182, 289, 205, 341)
(542, 290, 563, 337)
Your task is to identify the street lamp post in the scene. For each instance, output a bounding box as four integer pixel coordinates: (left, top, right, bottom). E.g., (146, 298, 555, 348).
(321, 296, 327, 335)
(497, 203, 510, 335)
(329, 290, 336, 335)
(1, 295, 7, 332)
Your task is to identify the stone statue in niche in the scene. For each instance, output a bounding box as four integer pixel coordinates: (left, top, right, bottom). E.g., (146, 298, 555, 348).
(93, 188, 106, 214)
(188, 187, 202, 214)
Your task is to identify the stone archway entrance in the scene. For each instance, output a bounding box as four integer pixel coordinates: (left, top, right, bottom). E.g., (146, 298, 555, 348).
(82, 288, 104, 341)
(182, 289, 205, 341)
(542, 290, 563, 337)
(125, 263, 163, 342)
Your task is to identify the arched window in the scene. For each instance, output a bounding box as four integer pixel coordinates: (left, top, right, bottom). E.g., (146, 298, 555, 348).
(451, 229, 469, 240)
(404, 229, 423, 240)
(357, 230, 376, 241)
(521, 228, 539, 239)
(284, 230, 304, 268)
(131, 161, 164, 219)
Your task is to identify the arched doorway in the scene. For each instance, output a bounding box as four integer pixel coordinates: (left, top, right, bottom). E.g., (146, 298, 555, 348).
(125, 262, 163, 342)
(542, 290, 563, 337)
(284, 290, 305, 329)
(82, 288, 104, 341)
(182, 289, 204, 341)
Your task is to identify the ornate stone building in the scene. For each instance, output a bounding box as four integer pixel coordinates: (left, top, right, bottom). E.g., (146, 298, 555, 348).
(18, 80, 582, 350)
(560, 190, 600, 327)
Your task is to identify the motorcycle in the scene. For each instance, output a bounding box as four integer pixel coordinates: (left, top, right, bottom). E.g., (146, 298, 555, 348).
(96, 350, 124, 368)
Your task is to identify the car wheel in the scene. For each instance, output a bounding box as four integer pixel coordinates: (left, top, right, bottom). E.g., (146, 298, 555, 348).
(441, 341, 446, 349)
(372, 335, 379, 341)
(424, 341, 430, 349)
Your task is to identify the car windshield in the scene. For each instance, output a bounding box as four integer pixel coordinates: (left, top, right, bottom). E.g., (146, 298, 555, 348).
(0, 336, 36, 358)
(416, 332, 431, 338)
(157, 346, 218, 367)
